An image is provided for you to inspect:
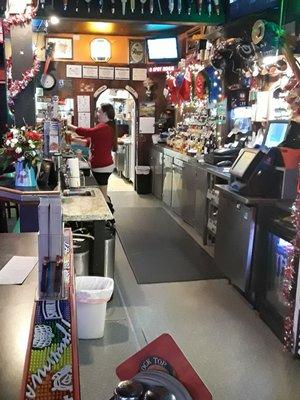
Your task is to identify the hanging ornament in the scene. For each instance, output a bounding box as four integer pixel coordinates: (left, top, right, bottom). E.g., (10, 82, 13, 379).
(63, 0, 68, 11)
(3, 6, 37, 34)
(195, 71, 206, 100)
(179, 69, 192, 101)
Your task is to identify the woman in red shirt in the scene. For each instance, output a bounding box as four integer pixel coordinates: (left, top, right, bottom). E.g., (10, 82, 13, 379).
(68, 103, 117, 202)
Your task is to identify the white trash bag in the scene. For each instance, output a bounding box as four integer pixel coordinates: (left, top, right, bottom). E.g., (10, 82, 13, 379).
(76, 276, 114, 339)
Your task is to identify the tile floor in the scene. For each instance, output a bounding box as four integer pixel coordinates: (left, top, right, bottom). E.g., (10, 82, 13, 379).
(78, 176, 300, 400)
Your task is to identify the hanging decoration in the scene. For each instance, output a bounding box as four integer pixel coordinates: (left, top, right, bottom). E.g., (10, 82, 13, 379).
(3, 5, 37, 34)
(6, 56, 40, 110)
(283, 184, 300, 352)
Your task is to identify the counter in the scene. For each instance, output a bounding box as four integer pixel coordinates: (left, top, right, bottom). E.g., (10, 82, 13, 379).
(0, 233, 38, 400)
(62, 187, 113, 222)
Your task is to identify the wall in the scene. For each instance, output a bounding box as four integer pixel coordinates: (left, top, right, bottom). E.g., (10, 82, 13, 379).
(35, 33, 141, 64)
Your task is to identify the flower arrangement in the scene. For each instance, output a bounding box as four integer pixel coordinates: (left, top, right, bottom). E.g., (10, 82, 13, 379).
(0, 127, 43, 171)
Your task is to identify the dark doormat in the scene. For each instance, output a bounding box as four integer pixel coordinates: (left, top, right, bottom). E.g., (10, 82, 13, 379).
(115, 207, 224, 284)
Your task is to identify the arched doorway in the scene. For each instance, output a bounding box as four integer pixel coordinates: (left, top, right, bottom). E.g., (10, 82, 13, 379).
(94, 87, 137, 185)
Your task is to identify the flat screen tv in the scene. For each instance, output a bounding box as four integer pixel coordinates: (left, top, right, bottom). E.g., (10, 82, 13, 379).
(146, 37, 179, 62)
(229, 0, 279, 19)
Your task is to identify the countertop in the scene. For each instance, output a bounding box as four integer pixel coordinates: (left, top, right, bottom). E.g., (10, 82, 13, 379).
(216, 184, 279, 206)
(62, 187, 113, 222)
(0, 233, 38, 400)
(153, 144, 231, 181)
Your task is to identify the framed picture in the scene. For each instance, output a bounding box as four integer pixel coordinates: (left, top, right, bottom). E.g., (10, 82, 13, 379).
(82, 66, 98, 79)
(98, 66, 114, 80)
(66, 64, 82, 78)
(115, 67, 130, 80)
(46, 37, 73, 60)
(129, 40, 146, 64)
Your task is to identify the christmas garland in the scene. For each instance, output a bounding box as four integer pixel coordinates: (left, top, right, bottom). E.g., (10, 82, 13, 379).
(283, 189, 300, 352)
(3, 6, 37, 34)
(6, 56, 40, 107)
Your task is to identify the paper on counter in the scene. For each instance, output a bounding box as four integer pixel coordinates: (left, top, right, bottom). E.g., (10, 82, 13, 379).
(0, 256, 38, 285)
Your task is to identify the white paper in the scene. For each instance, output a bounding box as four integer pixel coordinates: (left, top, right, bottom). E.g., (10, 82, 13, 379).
(115, 67, 130, 80)
(77, 95, 90, 113)
(132, 68, 147, 81)
(78, 112, 91, 128)
(139, 117, 155, 134)
(0, 256, 38, 285)
(82, 66, 98, 79)
(66, 64, 82, 78)
(98, 67, 114, 80)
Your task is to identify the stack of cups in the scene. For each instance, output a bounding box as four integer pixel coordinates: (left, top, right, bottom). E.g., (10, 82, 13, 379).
(67, 158, 80, 188)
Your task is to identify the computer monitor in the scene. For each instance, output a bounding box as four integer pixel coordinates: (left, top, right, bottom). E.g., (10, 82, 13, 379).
(264, 121, 289, 148)
(230, 148, 264, 182)
(146, 37, 179, 62)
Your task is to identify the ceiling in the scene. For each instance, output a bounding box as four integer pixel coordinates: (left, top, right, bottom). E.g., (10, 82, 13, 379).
(32, 19, 196, 37)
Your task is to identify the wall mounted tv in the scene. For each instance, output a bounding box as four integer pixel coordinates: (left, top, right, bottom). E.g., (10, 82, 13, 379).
(146, 37, 179, 63)
(229, 0, 279, 19)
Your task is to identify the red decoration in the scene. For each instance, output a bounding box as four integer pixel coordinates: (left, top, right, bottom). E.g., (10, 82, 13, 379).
(179, 69, 192, 102)
(6, 56, 40, 108)
(195, 72, 206, 99)
(3, 6, 37, 34)
(283, 175, 300, 352)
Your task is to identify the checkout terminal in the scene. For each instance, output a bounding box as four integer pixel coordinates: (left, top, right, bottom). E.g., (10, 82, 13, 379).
(229, 120, 300, 198)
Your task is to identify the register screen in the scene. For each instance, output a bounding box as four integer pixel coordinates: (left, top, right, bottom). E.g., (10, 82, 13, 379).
(231, 150, 257, 178)
(264, 122, 288, 148)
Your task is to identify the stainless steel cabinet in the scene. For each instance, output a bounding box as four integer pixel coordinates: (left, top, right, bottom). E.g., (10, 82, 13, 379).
(215, 193, 256, 292)
(150, 147, 163, 200)
(194, 166, 209, 239)
(162, 154, 173, 207)
(182, 163, 197, 226)
(171, 159, 184, 216)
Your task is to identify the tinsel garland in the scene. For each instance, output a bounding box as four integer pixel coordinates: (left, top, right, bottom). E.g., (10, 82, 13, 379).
(283, 189, 300, 352)
(6, 56, 40, 107)
(3, 6, 37, 34)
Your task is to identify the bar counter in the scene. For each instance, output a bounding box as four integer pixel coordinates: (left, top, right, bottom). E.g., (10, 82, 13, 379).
(0, 233, 38, 400)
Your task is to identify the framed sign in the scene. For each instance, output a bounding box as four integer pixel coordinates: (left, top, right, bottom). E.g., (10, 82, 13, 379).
(98, 66, 114, 80)
(129, 40, 146, 64)
(132, 68, 147, 81)
(82, 66, 98, 79)
(66, 64, 82, 78)
(46, 37, 73, 60)
(115, 67, 130, 80)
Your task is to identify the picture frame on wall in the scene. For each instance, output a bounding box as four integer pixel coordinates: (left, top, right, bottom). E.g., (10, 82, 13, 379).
(82, 66, 98, 79)
(66, 64, 82, 78)
(46, 37, 73, 60)
(129, 40, 146, 64)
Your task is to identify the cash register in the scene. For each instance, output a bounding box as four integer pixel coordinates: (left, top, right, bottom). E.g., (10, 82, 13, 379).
(229, 120, 300, 198)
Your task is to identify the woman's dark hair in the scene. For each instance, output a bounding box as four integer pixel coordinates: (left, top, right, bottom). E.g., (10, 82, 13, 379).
(101, 103, 118, 152)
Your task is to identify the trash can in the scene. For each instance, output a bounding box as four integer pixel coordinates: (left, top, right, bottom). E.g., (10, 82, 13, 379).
(73, 237, 90, 276)
(135, 166, 151, 194)
(76, 276, 114, 339)
(104, 223, 115, 279)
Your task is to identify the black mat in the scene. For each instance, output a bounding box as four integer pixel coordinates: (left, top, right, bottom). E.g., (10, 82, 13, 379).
(115, 207, 224, 284)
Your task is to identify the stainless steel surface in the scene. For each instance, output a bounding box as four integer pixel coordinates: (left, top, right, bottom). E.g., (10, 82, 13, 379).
(0, 233, 38, 400)
(194, 166, 209, 239)
(150, 146, 163, 200)
(162, 155, 173, 207)
(74, 249, 90, 276)
(123, 143, 131, 180)
(216, 185, 278, 206)
(215, 193, 256, 292)
(171, 163, 183, 217)
(104, 231, 115, 279)
(63, 188, 95, 197)
(182, 162, 197, 226)
(116, 145, 125, 175)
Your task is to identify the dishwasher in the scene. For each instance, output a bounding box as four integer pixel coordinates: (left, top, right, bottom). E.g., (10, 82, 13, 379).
(171, 158, 184, 217)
